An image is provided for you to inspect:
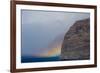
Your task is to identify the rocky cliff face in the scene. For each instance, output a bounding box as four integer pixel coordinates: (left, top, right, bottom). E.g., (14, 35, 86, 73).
(60, 18, 90, 60)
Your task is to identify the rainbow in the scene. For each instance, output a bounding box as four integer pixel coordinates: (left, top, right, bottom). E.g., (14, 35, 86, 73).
(33, 45, 61, 57)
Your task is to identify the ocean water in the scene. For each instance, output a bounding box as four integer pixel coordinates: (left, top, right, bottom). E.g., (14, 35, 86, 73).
(21, 56, 60, 63)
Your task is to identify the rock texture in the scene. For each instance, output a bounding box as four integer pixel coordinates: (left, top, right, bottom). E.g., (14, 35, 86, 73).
(60, 18, 90, 60)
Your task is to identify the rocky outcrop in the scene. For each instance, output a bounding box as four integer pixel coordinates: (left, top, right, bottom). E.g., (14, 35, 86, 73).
(60, 18, 90, 60)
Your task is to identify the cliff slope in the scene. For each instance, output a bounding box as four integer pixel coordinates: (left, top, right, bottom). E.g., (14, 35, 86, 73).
(60, 18, 90, 60)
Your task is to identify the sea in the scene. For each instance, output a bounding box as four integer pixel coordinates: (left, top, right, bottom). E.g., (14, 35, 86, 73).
(21, 56, 60, 63)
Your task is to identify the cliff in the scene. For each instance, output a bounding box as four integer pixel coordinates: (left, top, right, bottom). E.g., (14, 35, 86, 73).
(60, 18, 90, 60)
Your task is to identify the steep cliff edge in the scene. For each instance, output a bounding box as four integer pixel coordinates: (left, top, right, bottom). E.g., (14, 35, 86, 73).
(60, 18, 90, 60)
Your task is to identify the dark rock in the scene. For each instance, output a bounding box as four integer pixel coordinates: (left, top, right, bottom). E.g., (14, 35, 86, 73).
(60, 18, 90, 60)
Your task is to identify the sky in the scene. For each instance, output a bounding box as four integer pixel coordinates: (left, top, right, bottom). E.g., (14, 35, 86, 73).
(21, 10, 90, 57)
